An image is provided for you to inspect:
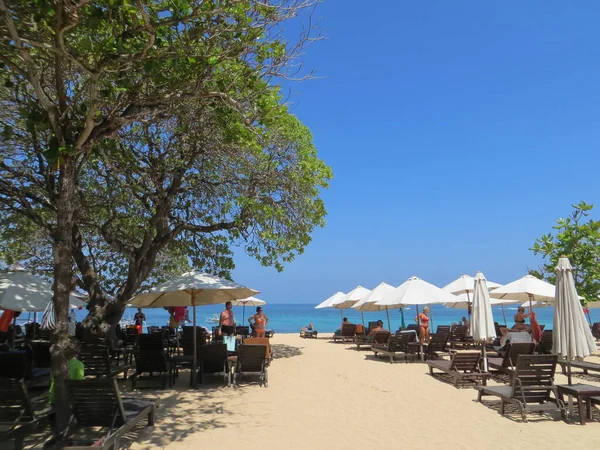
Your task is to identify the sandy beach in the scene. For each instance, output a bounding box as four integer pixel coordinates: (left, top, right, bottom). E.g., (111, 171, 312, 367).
(122, 334, 600, 450)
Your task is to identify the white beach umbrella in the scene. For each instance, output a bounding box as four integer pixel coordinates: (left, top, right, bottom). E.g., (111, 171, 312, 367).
(553, 257, 597, 385)
(445, 294, 518, 325)
(443, 274, 503, 320)
(472, 272, 496, 371)
(230, 296, 266, 323)
(376, 276, 459, 308)
(519, 300, 551, 309)
(376, 276, 459, 360)
(443, 274, 502, 295)
(352, 282, 396, 329)
(315, 291, 346, 309)
(129, 270, 259, 386)
(333, 286, 371, 310)
(489, 274, 555, 309)
(0, 269, 55, 312)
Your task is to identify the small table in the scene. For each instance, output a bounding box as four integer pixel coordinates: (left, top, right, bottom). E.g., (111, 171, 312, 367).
(557, 383, 600, 425)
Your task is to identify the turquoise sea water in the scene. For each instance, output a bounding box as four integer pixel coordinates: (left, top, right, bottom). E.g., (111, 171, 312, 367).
(68, 302, 589, 334)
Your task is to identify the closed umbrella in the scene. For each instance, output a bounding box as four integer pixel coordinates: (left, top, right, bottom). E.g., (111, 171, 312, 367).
(352, 282, 396, 329)
(129, 270, 259, 387)
(230, 296, 266, 324)
(553, 256, 597, 385)
(472, 272, 496, 371)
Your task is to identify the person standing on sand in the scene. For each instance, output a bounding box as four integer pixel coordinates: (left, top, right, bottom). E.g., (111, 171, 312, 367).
(248, 306, 269, 338)
(415, 306, 430, 345)
(219, 301, 235, 336)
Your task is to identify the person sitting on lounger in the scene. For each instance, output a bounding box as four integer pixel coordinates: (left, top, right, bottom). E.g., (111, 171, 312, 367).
(334, 317, 350, 336)
(302, 323, 314, 332)
(461, 316, 470, 329)
(365, 320, 385, 342)
(512, 307, 530, 331)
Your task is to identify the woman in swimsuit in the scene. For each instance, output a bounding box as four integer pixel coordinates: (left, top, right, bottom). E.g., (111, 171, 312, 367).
(415, 306, 430, 345)
(249, 306, 269, 338)
(513, 307, 530, 331)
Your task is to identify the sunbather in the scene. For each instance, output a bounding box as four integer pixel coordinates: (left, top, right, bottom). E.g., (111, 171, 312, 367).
(415, 306, 431, 345)
(301, 323, 314, 332)
(334, 317, 350, 335)
(512, 307, 530, 331)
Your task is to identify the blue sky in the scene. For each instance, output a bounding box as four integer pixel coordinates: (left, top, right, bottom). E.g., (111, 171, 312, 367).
(231, 1, 600, 304)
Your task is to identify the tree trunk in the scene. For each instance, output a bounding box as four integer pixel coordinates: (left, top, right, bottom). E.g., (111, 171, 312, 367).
(50, 157, 77, 431)
(81, 298, 125, 347)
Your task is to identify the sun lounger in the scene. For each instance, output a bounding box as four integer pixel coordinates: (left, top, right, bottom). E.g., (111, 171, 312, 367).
(331, 324, 356, 343)
(537, 330, 553, 354)
(476, 354, 565, 422)
(47, 378, 156, 449)
(427, 352, 490, 387)
(131, 349, 173, 390)
(233, 344, 268, 387)
(243, 337, 272, 366)
(78, 345, 130, 380)
(355, 330, 390, 349)
(197, 343, 231, 386)
(488, 342, 536, 375)
(408, 331, 450, 360)
(372, 332, 416, 363)
(0, 378, 51, 450)
(557, 360, 600, 377)
(0, 351, 51, 387)
(300, 330, 318, 339)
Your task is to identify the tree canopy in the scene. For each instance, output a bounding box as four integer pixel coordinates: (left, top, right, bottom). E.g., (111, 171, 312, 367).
(530, 201, 600, 304)
(0, 0, 329, 425)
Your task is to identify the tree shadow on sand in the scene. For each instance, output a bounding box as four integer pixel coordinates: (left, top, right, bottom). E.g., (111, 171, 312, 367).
(271, 343, 303, 359)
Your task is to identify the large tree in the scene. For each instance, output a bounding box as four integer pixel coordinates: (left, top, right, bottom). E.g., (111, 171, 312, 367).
(0, 0, 326, 427)
(530, 201, 600, 304)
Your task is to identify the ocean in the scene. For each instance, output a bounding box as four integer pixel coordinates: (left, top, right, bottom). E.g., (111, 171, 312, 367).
(66, 302, 583, 333)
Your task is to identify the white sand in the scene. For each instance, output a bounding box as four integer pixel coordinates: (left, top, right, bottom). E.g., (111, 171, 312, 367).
(129, 334, 600, 450)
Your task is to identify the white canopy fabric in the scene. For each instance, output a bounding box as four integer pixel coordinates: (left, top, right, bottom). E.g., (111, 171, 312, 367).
(445, 293, 519, 309)
(315, 291, 346, 309)
(332, 286, 371, 309)
(0, 269, 89, 312)
(128, 270, 259, 307)
(520, 300, 551, 309)
(352, 282, 396, 312)
(489, 275, 555, 303)
(443, 274, 502, 295)
(553, 257, 597, 384)
(471, 272, 496, 341)
(375, 276, 459, 308)
(230, 296, 266, 307)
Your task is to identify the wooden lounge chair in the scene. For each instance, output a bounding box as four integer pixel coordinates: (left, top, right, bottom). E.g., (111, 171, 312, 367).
(233, 344, 268, 388)
(557, 360, 600, 377)
(476, 354, 565, 422)
(197, 343, 230, 386)
(408, 331, 450, 360)
(331, 324, 357, 343)
(372, 332, 415, 363)
(300, 330, 318, 339)
(537, 330, 553, 354)
(427, 352, 490, 387)
(78, 345, 130, 380)
(131, 350, 173, 390)
(0, 378, 50, 450)
(243, 337, 272, 366)
(448, 325, 470, 349)
(592, 322, 600, 340)
(0, 351, 51, 387)
(488, 342, 536, 375)
(48, 378, 156, 449)
(355, 330, 390, 349)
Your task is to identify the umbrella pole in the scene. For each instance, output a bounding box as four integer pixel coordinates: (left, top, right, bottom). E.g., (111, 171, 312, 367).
(361, 311, 364, 328)
(33, 312, 37, 339)
(385, 307, 391, 331)
(242, 304, 246, 324)
(400, 308, 406, 329)
(501, 304, 507, 326)
(466, 292, 472, 321)
(483, 345, 488, 372)
(192, 293, 197, 388)
(429, 304, 434, 332)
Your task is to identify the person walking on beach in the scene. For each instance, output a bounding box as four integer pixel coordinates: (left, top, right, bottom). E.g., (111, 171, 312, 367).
(134, 308, 146, 326)
(219, 301, 235, 336)
(249, 306, 269, 337)
(415, 306, 430, 345)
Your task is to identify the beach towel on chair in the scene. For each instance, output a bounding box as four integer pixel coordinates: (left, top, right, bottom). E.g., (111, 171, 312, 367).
(530, 310, 543, 344)
(223, 335, 237, 352)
